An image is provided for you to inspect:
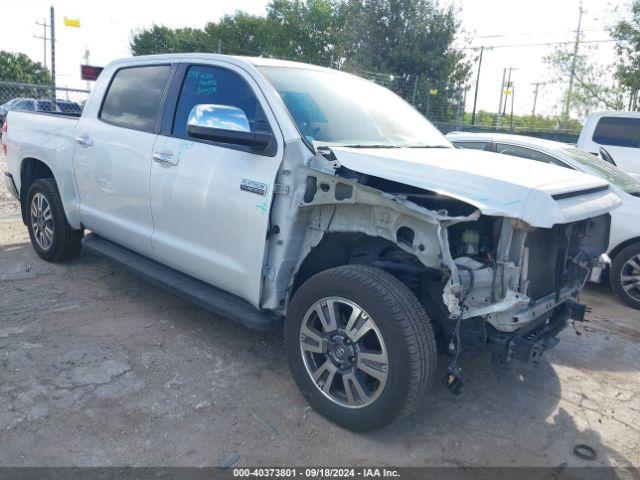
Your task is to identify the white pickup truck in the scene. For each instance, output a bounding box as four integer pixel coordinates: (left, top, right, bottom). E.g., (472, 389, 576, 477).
(2, 54, 620, 430)
(577, 111, 640, 177)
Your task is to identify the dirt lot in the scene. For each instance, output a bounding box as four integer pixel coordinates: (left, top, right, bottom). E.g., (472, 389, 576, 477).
(1, 195, 639, 468)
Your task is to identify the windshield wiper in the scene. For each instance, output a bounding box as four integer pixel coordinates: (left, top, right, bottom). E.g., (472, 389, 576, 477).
(341, 144, 401, 148)
(340, 144, 453, 149)
(404, 145, 452, 149)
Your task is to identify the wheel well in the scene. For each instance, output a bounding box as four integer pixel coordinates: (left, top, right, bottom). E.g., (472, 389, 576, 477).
(292, 232, 450, 342)
(292, 232, 430, 298)
(19, 158, 54, 224)
(609, 237, 640, 262)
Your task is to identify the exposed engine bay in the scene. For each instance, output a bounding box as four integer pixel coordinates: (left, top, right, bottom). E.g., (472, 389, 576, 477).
(330, 161, 610, 333)
(263, 145, 613, 372)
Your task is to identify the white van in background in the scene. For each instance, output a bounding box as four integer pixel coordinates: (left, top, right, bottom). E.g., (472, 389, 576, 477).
(577, 111, 640, 176)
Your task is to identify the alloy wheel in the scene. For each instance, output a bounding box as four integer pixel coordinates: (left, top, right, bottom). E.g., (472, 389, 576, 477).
(299, 297, 389, 408)
(620, 254, 640, 301)
(30, 192, 54, 251)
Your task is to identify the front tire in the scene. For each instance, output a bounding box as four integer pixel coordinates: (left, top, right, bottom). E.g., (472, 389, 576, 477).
(26, 178, 83, 262)
(610, 243, 640, 309)
(285, 265, 436, 431)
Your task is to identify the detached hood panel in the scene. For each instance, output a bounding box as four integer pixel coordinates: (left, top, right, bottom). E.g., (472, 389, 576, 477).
(330, 146, 621, 228)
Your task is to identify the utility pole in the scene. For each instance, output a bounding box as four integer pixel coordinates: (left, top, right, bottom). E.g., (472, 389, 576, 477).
(531, 82, 542, 117)
(496, 68, 506, 127)
(471, 46, 484, 125)
(411, 74, 420, 105)
(34, 18, 50, 68)
(502, 67, 515, 116)
(83, 47, 91, 90)
(563, 1, 584, 122)
(509, 84, 516, 133)
(50, 5, 56, 103)
(217, 38, 222, 54)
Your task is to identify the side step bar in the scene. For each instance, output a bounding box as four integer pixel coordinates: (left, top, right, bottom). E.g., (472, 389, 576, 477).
(82, 234, 281, 331)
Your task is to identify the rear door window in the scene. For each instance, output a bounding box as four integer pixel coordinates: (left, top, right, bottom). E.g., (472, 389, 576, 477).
(16, 101, 34, 111)
(100, 65, 172, 132)
(592, 116, 640, 148)
(495, 143, 566, 166)
(452, 141, 489, 151)
(172, 65, 270, 138)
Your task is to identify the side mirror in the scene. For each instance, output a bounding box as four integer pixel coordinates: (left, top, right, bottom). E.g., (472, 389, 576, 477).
(599, 146, 617, 166)
(186, 104, 274, 153)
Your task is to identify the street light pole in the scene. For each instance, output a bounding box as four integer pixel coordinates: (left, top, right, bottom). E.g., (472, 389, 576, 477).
(50, 5, 56, 103)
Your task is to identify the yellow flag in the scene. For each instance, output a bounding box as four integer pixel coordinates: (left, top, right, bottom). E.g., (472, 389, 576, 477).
(504, 88, 513, 95)
(64, 17, 81, 28)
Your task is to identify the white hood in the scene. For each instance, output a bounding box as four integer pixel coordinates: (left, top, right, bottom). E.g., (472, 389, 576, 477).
(330, 146, 621, 228)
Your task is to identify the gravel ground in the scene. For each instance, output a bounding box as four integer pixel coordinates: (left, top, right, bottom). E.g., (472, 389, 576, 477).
(1, 196, 639, 468)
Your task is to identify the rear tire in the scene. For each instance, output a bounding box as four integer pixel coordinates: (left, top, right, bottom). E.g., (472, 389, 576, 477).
(610, 243, 640, 309)
(285, 265, 436, 431)
(26, 178, 83, 262)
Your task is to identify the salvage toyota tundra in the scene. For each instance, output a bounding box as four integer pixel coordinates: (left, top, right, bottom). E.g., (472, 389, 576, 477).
(2, 54, 620, 430)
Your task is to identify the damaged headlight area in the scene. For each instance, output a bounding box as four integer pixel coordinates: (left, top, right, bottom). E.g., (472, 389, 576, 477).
(442, 213, 611, 333)
(436, 212, 610, 375)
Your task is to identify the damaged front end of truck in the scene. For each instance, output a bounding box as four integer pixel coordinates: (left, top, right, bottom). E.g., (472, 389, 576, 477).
(263, 143, 617, 386)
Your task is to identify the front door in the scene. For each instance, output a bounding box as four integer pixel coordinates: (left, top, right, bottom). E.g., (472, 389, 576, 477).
(74, 64, 173, 257)
(150, 62, 283, 306)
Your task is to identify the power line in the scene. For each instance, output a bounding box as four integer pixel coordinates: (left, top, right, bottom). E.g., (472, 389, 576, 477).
(472, 28, 606, 39)
(34, 18, 50, 68)
(466, 38, 615, 50)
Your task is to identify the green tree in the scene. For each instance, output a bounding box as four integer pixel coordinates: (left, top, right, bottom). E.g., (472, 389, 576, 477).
(130, 25, 211, 55)
(129, 0, 470, 119)
(0, 51, 52, 105)
(204, 12, 271, 57)
(611, 0, 640, 110)
(544, 44, 624, 120)
(0, 51, 51, 84)
(342, 0, 470, 121)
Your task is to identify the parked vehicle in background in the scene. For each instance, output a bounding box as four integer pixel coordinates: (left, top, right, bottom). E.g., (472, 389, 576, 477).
(0, 98, 82, 125)
(448, 132, 640, 309)
(2, 54, 620, 430)
(577, 111, 640, 177)
(55, 99, 83, 114)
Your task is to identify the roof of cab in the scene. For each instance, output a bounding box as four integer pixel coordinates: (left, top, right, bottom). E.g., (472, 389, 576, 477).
(108, 53, 332, 72)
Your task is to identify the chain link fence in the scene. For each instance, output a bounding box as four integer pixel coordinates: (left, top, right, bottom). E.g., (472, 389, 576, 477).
(339, 69, 580, 143)
(0, 81, 90, 200)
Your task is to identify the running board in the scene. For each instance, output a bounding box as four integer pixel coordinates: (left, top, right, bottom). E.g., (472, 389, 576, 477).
(82, 234, 281, 331)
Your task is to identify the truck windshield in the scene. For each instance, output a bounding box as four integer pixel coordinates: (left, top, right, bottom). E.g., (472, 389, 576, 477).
(562, 147, 640, 196)
(259, 66, 451, 149)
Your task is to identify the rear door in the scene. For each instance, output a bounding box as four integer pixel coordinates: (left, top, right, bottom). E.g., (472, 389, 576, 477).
(149, 61, 283, 307)
(73, 64, 174, 257)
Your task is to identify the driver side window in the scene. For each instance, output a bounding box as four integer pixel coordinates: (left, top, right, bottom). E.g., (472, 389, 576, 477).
(172, 65, 270, 139)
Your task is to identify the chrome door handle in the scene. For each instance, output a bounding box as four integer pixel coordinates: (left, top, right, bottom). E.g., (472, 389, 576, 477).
(152, 151, 178, 166)
(75, 135, 93, 147)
